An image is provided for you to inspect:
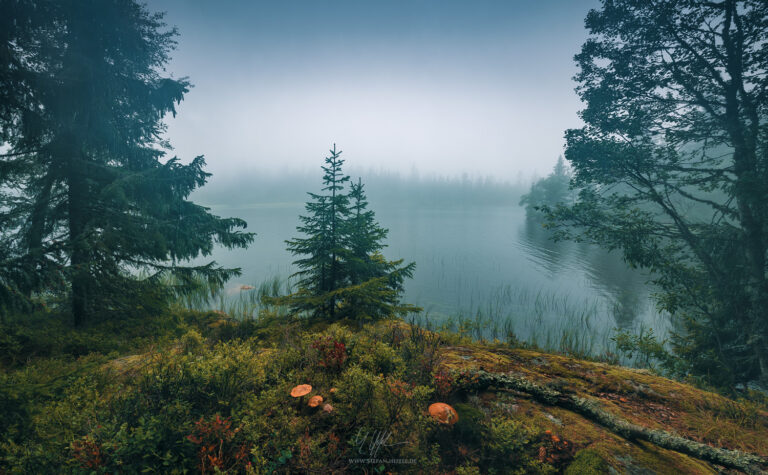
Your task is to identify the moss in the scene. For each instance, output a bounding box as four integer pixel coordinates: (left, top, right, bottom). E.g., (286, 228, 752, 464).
(564, 449, 608, 475)
(454, 403, 486, 443)
(613, 441, 717, 475)
(2, 313, 767, 474)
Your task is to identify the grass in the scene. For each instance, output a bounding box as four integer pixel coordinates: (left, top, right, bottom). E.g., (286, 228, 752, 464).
(406, 283, 673, 367)
(169, 274, 672, 370)
(164, 273, 292, 320)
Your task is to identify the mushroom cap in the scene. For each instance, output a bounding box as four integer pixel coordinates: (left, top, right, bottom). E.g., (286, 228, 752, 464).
(428, 402, 458, 425)
(308, 395, 324, 407)
(329, 387, 337, 394)
(322, 403, 334, 413)
(290, 384, 312, 398)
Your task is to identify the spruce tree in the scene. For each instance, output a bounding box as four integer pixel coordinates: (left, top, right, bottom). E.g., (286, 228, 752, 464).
(339, 178, 417, 320)
(345, 178, 388, 285)
(284, 144, 350, 318)
(275, 146, 419, 321)
(0, 0, 254, 324)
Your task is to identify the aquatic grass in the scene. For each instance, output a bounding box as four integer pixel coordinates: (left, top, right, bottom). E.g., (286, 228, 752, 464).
(410, 282, 670, 367)
(167, 270, 669, 368)
(166, 274, 293, 320)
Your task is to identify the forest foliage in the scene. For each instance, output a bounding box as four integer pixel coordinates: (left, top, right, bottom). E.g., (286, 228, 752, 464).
(0, 0, 253, 326)
(519, 156, 574, 219)
(545, 0, 768, 387)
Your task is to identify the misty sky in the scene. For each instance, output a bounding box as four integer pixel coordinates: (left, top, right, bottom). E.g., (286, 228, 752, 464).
(151, 0, 600, 181)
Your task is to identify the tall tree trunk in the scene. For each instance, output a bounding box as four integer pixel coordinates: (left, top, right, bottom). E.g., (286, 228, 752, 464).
(721, 4, 768, 380)
(329, 154, 337, 320)
(24, 173, 55, 298)
(730, 144, 768, 380)
(68, 153, 88, 327)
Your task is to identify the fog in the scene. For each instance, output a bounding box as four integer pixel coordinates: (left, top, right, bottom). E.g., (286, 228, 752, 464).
(151, 0, 600, 181)
(146, 0, 664, 354)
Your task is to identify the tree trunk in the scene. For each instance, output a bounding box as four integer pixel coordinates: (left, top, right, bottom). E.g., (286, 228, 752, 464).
(24, 174, 55, 298)
(68, 153, 88, 327)
(731, 146, 768, 382)
(721, 1, 768, 382)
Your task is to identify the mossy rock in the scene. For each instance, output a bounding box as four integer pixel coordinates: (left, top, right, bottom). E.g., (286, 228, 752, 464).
(565, 449, 608, 475)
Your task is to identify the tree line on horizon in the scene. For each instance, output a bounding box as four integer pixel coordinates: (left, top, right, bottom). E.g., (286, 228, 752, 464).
(519, 155, 575, 219)
(193, 168, 528, 209)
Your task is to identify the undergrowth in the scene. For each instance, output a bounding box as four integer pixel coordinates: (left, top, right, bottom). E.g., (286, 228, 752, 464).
(0, 309, 557, 473)
(2, 305, 765, 473)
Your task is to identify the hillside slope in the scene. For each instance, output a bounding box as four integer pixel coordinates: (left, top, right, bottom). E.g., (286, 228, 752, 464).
(1, 312, 766, 473)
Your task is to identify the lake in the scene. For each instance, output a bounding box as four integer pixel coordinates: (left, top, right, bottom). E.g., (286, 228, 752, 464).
(200, 193, 669, 355)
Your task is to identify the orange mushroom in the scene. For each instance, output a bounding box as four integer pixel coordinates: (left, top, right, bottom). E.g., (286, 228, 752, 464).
(428, 402, 458, 425)
(290, 384, 312, 398)
(329, 387, 337, 394)
(308, 395, 324, 407)
(322, 403, 334, 413)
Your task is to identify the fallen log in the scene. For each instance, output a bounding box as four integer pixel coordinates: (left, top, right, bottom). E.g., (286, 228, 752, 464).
(453, 369, 768, 475)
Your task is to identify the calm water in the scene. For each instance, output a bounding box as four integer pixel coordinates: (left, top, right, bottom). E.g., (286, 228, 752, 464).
(203, 199, 668, 348)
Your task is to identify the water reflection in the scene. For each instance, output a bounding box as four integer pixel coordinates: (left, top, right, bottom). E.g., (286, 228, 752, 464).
(517, 216, 654, 328)
(203, 201, 665, 345)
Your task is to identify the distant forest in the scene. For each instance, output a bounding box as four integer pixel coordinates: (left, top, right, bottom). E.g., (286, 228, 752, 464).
(194, 169, 530, 208)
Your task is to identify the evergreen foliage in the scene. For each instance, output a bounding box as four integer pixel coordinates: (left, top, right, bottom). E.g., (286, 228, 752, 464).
(519, 156, 574, 219)
(284, 144, 350, 318)
(273, 145, 418, 321)
(545, 0, 768, 386)
(0, 0, 254, 324)
(346, 178, 388, 284)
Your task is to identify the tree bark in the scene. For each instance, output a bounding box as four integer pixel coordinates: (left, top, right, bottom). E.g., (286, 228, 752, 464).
(68, 151, 88, 327)
(720, 0, 768, 382)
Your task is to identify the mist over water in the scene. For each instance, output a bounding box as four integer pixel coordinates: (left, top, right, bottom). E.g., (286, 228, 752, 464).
(150, 0, 646, 354)
(196, 171, 668, 353)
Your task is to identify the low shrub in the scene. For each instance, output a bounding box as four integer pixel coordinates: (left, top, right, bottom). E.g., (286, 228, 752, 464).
(1, 312, 564, 474)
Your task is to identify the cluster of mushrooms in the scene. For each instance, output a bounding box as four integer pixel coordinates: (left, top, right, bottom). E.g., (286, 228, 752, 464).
(290, 384, 458, 426)
(290, 384, 334, 413)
